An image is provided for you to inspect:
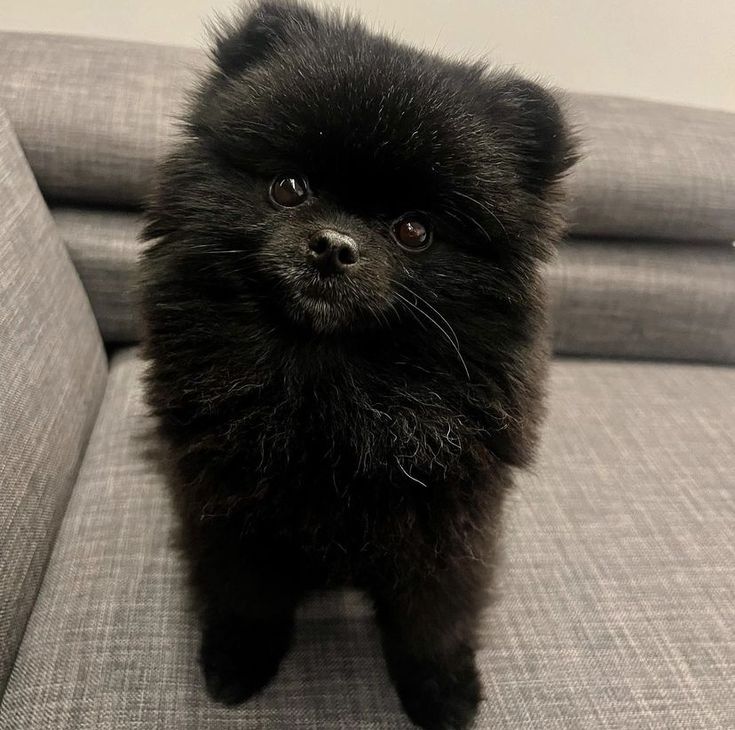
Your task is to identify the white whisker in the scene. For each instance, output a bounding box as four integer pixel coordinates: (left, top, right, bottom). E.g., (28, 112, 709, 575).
(451, 189, 510, 245)
(393, 280, 461, 349)
(391, 289, 470, 381)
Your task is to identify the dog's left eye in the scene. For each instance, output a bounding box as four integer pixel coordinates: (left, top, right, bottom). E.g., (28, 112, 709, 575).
(392, 213, 432, 252)
(270, 174, 309, 207)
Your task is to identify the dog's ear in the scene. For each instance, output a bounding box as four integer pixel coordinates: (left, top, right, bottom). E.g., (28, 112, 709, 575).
(213, 1, 321, 76)
(484, 74, 578, 194)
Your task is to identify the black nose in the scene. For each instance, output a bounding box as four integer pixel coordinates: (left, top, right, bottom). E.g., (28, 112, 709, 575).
(308, 230, 360, 275)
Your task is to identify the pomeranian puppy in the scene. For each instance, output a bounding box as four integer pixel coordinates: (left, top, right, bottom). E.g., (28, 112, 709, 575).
(140, 1, 576, 727)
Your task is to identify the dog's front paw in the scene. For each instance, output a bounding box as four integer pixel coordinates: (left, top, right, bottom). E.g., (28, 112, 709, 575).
(393, 653, 482, 730)
(200, 615, 292, 705)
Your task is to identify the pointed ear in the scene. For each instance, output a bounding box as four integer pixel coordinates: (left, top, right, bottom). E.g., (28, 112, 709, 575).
(485, 74, 578, 194)
(212, 1, 321, 76)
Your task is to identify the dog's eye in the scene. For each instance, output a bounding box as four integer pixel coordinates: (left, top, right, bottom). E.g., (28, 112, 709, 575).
(392, 213, 432, 252)
(270, 175, 309, 207)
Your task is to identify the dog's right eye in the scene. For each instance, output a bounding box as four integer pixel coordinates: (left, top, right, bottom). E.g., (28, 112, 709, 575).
(270, 175, 310, 208)
(392, 212, 432, 252)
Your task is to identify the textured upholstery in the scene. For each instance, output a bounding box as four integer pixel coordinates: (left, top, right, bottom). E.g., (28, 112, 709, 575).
(567, 92, 735, 241)
(1, 28, 733, 730)
(0, 32, 201, 206)
(0, 108, 107, 694)
(54, 207, 143, 343)
(1, 32, 734, 241)
(51, 206, 735, 364)
(548, 238, 735, 363)
(0, 349, 732, 729)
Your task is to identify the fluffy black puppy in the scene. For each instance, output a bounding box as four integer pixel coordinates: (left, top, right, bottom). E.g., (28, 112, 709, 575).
(141, 2, 576, 727)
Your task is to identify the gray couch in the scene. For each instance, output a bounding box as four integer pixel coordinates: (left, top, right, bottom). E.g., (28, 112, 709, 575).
(0, 32, 733, 729)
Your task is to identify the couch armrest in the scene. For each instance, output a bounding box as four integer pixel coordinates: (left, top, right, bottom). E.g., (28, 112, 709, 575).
(0, 107, 107, 694)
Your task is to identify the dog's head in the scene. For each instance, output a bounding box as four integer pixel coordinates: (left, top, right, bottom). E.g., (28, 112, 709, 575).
(144, 0, 576, 349)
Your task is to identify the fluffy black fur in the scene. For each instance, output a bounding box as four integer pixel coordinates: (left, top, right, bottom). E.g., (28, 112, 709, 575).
(140, 2, 576, 727)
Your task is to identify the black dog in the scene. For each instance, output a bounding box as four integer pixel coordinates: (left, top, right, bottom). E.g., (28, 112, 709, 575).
(140, 2, 576, 727)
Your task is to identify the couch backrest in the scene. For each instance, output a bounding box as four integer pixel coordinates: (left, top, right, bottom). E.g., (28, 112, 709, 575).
(1, 32, 733, 243)
(0, 31, 734, 365)
(568, 92, 735, 242)
(0, 32, 200, 208)
(0, 107, 107, 694)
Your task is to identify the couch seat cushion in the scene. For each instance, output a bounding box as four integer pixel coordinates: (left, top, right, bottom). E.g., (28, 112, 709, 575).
(0, 349, 732, 728)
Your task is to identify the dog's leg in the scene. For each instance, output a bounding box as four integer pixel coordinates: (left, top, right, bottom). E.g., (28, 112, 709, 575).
(192, 531, 301, 705)
(372, 569, 487, 730)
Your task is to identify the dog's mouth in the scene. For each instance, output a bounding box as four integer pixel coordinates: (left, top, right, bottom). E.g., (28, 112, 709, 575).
(301, 277, 349, 303)
(292, 282, 361, 333)
(281, 270, 384, 334)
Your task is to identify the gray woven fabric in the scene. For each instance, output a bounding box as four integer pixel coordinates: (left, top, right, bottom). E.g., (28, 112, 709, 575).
(0, 32, 201, 206)
(0, 108, 107, 694)
(1, 349, 732, 728)
(54, 207, 143, 343)
(52, 206, 735, 363)
(1, 32, 734, 241)
(550, 238, 735, 364)
(0, 349, 411, 729)
(568, 93, 735, 241)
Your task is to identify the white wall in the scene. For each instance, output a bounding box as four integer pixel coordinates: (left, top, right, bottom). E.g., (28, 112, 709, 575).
(2, 0, 734, 112)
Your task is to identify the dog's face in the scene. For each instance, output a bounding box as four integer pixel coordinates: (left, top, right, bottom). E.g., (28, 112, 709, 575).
(145, 1, 574, 349)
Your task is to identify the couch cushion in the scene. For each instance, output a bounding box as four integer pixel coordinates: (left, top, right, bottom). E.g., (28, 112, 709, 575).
(0, 32, 200, 207)
(0, 348, 732, 728)
(0, 108, 107, 694)
(53, 206, 735, 364)
(549, 238, 735, 363)
(567, 93, 735, 241)
(53, 208, 143, 343)
(1, 31, 734, 242)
